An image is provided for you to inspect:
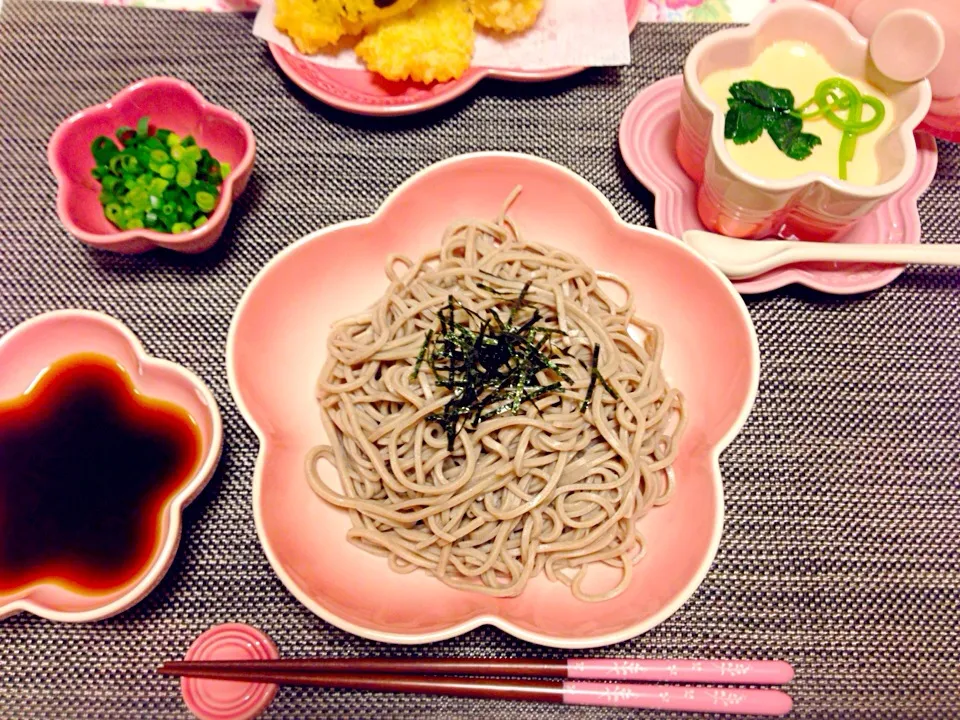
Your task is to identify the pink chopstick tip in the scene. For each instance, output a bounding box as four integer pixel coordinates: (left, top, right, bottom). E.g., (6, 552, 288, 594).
(566, 658, 795, 685)
(562, 682, 793, 716)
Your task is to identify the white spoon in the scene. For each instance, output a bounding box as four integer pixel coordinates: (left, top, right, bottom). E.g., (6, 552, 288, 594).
(682, 230, 960, 280)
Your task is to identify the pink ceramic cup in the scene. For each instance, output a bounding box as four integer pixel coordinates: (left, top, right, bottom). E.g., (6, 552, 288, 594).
(677, 0, 932, 241)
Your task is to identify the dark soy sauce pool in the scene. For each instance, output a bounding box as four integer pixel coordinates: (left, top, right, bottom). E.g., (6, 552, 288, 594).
(0, 352, 201, 594)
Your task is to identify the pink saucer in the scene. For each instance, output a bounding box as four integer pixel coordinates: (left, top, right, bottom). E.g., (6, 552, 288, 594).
(271, 0, 642, 116)
(619, 76, 939, 295)
(181, 624, 279, 720)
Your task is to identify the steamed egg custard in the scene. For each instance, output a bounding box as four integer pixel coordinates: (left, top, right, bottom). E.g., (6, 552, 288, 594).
(701, 41, 894, 185)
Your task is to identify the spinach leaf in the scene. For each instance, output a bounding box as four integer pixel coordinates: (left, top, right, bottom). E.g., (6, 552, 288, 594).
(723, 80, 822, 161)
(729, 80, 795, 113)
(724, 101, 765, 145)
(764, 112, 822, 161)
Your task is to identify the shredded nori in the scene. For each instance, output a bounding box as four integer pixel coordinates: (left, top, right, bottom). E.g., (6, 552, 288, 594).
(410, 283, 617, 450)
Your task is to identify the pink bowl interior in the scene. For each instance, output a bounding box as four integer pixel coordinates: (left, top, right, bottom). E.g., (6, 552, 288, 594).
(0, 312, 218, 615)
(230, 155, 757, 644)
(50, 79, 253, 239)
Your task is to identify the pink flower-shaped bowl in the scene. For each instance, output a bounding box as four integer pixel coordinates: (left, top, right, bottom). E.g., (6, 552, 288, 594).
(0, 310, 222, 622)
(227, 153, 760, 648)
(678, 1, 932, 241)
(48, 77, 255, 254)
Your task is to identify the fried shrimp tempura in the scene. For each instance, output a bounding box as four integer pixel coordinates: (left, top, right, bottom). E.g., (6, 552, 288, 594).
(355, 0, 475, 84)
(275, 0, 420, 54)
(469, 0, 542, 34)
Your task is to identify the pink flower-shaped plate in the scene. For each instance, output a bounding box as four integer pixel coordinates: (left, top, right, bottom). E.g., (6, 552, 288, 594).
(48, 77, 255, 254)
(227, 152, 760, 648)
(620, 76, 939, 295)
(0, 310, 222, 622)
(270, 0, 643, 116)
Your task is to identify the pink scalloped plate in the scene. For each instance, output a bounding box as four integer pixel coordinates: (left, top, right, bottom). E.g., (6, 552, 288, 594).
(227, 152, 759, 648)
(0, 310, 222, 622)
(619, 76, 939, 295)
(269, 0, 643, 116)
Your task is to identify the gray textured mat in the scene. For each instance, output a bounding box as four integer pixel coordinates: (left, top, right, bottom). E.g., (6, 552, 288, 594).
(1, 1, 958, 717)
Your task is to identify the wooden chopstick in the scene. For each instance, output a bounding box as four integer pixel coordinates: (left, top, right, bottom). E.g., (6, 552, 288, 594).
(159, 657, 794, 685)
(159, 667, 793, 715)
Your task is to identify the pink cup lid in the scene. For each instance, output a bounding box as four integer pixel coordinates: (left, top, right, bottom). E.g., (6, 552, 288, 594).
(819, 0, 960, 140)
(180, 624, 279, 720)
(869, 8, 945, 83)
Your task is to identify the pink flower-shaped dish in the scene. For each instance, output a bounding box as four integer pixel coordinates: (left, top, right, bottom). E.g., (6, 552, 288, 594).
(679, 1, 932, 241)
(621, 75, 939, 295)
(0, 310, 222, 622)
(271, 0, 643, 116)
(48, 77, 255, 254)
(227, 153, 760, 648)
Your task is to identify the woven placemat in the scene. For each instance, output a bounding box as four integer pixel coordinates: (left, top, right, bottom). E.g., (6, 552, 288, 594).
(1, 2, 958, 718)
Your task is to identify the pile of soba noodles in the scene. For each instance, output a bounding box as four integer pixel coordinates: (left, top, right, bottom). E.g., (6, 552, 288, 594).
(306, 195, 686, 601)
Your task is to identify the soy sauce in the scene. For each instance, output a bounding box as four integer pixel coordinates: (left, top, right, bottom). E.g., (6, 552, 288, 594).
(0, 352, 202, 594)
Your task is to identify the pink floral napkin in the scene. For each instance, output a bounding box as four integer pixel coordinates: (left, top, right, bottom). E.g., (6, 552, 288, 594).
(641, 0, 778, 22)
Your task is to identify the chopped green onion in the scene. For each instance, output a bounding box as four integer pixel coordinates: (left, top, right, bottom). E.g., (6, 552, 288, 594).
(148, 177, 168, 195)
(92, 136, 120, 165)
(90, 116, 229, 235)
(181, 145, 202, 163)
(104, 203, 123, 224)
(195, 191, 216, 213)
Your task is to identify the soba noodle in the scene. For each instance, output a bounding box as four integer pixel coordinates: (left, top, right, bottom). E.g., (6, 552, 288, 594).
(306, 194, 686, 601)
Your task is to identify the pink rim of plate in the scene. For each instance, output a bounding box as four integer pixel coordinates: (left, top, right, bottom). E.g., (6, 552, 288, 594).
(619, 76, 939, 295)
(226, 152, 760, 648)
(0, 310, 222, 622)
(269, 0, 643, 116)
(181, 624, 279, 720)
(47, 77, 256, 254)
